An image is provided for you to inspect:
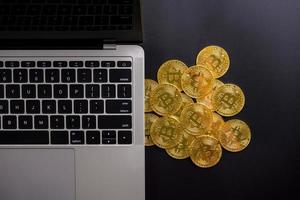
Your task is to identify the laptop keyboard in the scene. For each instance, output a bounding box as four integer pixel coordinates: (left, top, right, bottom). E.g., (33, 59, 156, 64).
(0, 57, 133, 145)
(0, 0, 134, 31)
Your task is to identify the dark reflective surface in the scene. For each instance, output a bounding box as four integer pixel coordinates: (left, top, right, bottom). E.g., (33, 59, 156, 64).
(143, 0, 300, 199)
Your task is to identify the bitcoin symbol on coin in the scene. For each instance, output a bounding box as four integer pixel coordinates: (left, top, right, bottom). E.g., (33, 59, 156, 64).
(158, 92, 174, 111)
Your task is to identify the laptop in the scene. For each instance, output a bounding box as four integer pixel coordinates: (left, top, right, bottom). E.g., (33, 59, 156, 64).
(0, 0, 145, 200)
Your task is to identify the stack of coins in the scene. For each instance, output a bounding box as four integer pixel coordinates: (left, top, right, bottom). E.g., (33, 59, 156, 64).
(145, 45, 251, 168)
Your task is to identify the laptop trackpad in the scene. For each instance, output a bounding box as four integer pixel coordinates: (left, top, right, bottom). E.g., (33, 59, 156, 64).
(0, 149, 75, 200)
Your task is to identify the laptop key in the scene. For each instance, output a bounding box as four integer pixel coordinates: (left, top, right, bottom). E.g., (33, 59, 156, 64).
(110, 69, 131, 82)
(22, 85, 36, 98)
(5, 61, 20, 68)
(50, 115, 64, 129)
(0, 131, 49, 145)
(74, 100, 88, 113)
(106, 100, 132, 113)
(21, 61, 35, 68)
(6, 85, 20, 98)
(51, 131, 69, 144)
(61, 69, 75, 83)
(86, 131, 100, 144)
(10, 100, 25, 114)
(0, 100, 8, 114)
(58, 100, 72, 113)
(117, 61, 132, 67)
(98, 115, 132, 129)
(42, 100, 56, 114)
(29, 69, 44, 82)
(93, 69, 107, 82)
(70, 84, 84, 98)
(101, 61, 115, 67)
(77, 69, 91, 83)
(34, 115, 48, 129)
(46, 69, 60, 83)
(3, 116, 17, 129)
(0, 85, 3, 98)
(26, 100, 40, 114)
(0, 61, 3, 67)
(117, 84, 131, 98)
(86, 84, 100, 98)
(0, 69, 12, 83)
(19, 115, 33, 129)
(85, 61, 100, 67)
(38, 85, 52, 98)
(71, 131, 84, 144)
(53, 61, 67, 67)
(54, 84, 68, 98)
(66, 116, 80, 129)
(118, 131, 132, 144)
(102, 130, 116, 138)
(13, 69, 28, 83)
(37, 61, 51, 68)
(82, 115, 96, 129)
(90, 100, 104, 113)
(102, 138, 116, 145)
(101, 84, 115, 98)
(69, 61, 83, 67)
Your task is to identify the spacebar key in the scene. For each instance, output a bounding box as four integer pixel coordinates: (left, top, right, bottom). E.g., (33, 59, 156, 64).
(0, 131, 49, 144)
(98, 115, 132, 129)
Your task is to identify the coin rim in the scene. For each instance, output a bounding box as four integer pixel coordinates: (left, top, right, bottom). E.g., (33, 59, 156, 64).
(157, 59, 188, 91)
(212, 83, 246, 117)
(149, 83, 183, 116)
(144, 113, 160, 146)
(181, 65, 214, 98)
(189, 135, 222, 168)
(196, 45, 230, 78)
(218, 119, 251, 152)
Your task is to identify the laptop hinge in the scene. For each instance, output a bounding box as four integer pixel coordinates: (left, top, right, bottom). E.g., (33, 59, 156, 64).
(103, 40, 117, 50)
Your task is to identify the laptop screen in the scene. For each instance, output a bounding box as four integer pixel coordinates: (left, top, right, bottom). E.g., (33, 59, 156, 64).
(0, 0, 142, 45)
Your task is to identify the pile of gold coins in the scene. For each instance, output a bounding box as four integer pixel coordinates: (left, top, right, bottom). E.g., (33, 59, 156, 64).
(145, 45, 251, 168)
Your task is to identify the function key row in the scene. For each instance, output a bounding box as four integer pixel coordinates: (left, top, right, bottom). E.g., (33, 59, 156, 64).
(0, 60, 131, 68)
(0, 130, 132, 145)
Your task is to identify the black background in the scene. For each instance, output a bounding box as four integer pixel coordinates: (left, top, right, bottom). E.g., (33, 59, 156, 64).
(142, 0, 300, 199)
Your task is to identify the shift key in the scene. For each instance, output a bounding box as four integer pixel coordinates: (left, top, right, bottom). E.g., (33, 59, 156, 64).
(98, 115, 132, 129)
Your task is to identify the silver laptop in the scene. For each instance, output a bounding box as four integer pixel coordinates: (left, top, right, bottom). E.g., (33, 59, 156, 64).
(0, 0, 145, 200)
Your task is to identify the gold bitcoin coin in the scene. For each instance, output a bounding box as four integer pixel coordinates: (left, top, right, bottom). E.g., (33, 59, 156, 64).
(196, 45, 230, 78)
(205, 113, 225, 139)
(219, 119, 251, 152)
(180, 103, 213, 136)
(150, 116, 181, 149)
(212, 83, 245, 117)
(171, 93, 194, 121)
(181, 65, 214, 98)
(145, 113, 160, 146)
(166, 130, 195, 159)
(145, 79, 159, 112)
(150, 84, 182, 116)
(189, 135, 222, 168)
(157, 60, 188, 91)
(196, 79, 224, 110)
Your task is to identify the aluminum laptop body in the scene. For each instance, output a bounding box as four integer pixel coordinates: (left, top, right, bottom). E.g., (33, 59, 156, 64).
(0, 1, 145, 200)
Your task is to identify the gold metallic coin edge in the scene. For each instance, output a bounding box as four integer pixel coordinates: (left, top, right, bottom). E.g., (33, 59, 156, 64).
(150, 116, 181, 149)
(189, 135, 222, 168)
(144, 113, 159, 146)
(149, 84, 183, 116)
(219, 119, 251, 152)
(157, 60, 188, 91)
(213, 83, 246, 117)
(196, 45, 230, 78)
(144, 79, 159, 112)
(181, 65, 214, 98)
